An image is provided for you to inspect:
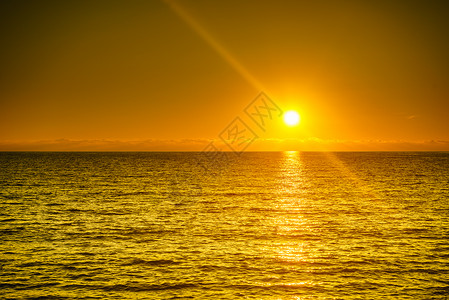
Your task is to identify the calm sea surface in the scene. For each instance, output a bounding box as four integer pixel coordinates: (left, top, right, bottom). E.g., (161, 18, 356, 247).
(1, 152, 448, 299)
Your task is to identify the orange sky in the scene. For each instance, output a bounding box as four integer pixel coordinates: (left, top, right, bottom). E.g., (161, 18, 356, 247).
(1, 0, 448, 151)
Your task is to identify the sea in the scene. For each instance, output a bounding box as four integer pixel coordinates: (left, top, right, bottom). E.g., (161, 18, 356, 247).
(1, 151, 448, 299)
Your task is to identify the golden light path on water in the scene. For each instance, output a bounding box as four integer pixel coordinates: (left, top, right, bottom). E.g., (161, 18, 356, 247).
(258, 151, 317, 288)
(275, 152, 310, 264)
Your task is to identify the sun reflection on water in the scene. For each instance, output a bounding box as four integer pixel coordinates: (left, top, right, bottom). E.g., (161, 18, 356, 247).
(260, 151, 321, 286)
(276, 151, 305, 197)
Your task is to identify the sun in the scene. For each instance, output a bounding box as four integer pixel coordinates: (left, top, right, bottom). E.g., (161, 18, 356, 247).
(283, 110, 300, 126)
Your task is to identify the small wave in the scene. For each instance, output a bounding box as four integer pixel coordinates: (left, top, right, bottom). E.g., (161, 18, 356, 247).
(0, 218, 17, 222)
(0, 227, 25, 234)
(45, 202, 64, 206)
(26, 296, 71, 300)
(0, 282, 28, 289)
(113, 191, 151, 197)
(221, 192, 258, 196)
(18, 261, 43, 268)
(65, 208, 84, 213)
(121, 258, 180, 266)
(77, 251, 96, 256)
(1, 201, 23, 205)
(250, 207, 282, 213)
(123, 228, 176, 236)
(19, 282, 61, 290)
(198, 265, 240, 272)
(102, 283, 198, 292)
(95, 210, 129, 216)
(65, 208, 95, 214)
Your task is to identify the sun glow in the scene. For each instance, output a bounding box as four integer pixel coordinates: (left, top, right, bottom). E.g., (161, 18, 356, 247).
(283, 110, 300, 126)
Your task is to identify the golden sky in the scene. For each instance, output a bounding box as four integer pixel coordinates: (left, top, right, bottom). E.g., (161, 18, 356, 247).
(1, 0, 448, 151)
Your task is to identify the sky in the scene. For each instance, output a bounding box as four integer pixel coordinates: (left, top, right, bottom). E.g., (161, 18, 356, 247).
(1, 0, 448, 151)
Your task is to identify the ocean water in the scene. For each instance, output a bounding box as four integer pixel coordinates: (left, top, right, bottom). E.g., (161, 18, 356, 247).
(0, 151, 448, 299)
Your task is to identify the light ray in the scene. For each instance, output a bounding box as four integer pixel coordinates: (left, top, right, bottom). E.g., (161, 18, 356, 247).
(323, 151, 380, 200)
(163, 0, 265, 91)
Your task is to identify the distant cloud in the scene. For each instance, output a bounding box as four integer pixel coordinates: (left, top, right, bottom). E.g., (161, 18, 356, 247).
(1, 138, 449, 151)
(0, 138, 210, 151)
(253, 138, 449, 151)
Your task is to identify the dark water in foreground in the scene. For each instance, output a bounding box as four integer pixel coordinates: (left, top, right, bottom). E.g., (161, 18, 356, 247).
(1, 152, 448, 299)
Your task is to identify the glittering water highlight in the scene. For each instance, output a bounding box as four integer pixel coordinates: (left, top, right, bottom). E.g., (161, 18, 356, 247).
(1, 152, 448, 299)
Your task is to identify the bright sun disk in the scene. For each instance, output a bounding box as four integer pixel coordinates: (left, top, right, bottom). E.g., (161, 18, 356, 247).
(283, 110, 300, 126)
